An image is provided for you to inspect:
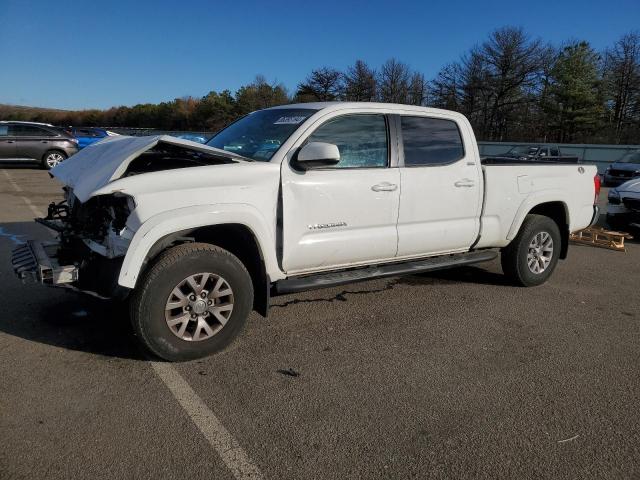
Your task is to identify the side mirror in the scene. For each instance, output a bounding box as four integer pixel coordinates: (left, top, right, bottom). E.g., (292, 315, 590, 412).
(296, 142, 340, 169)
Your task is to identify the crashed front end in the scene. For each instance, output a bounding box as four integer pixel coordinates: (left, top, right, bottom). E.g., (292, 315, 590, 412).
(12, 187, 135, 298)
(11, 134, 248, 298)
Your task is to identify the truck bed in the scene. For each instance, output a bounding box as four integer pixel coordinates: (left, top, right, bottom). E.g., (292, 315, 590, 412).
(475, 162, 597, 249)
(481, 156, 581, 165)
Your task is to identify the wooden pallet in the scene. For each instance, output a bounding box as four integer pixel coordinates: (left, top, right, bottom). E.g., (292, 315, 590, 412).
(569, 226, 633, 252)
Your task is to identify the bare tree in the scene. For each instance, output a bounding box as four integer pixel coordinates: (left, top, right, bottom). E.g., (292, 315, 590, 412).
(344, 60, 377, 101)
(295, 67, 344, 101)
(377, 58, 410, 103)
(478, 27, 547, 140)
(603, 32, 640, 142)
(408, 72, 427, 105)
(429, 63, 462, 110)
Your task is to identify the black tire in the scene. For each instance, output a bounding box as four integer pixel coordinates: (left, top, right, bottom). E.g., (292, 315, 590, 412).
(500, 214, 561, 287)
(130, 242, 254, 361)
(42, 150, 67, 170)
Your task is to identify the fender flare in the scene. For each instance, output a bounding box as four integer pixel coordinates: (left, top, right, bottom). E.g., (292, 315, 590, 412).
(118, 203, 283, 288)
(506, 191, 570, 241)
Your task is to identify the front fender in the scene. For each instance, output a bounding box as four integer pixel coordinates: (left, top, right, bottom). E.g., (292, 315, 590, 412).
(118, 203, 284, 288)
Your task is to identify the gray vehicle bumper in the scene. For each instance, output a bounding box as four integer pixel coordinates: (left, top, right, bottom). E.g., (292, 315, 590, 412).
(12, 241, 79, 284)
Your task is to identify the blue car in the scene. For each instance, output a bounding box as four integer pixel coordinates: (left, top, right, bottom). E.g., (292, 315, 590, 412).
(174, 133, 210, 144)
(67, 127, 116, 149)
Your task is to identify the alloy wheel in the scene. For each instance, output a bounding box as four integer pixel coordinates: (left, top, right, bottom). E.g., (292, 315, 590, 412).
(164, 272, 234, 341)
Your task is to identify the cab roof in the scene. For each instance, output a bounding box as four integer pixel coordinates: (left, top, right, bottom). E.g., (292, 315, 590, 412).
(265, 101, 466, 119)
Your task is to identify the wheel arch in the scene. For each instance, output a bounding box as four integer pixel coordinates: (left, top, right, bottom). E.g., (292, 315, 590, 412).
(118, 205, 283, 316)
(142, 224, 270, 316)
(510, 200, 570, 259)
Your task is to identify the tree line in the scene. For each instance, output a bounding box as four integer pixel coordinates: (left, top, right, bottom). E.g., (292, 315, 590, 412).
(2, 27, 639, 144)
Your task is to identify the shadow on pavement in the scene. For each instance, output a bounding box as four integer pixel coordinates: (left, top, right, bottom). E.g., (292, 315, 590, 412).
(0, 219, 145, 360)
(0, 290, 146, 360)
(397, 264, 511, 287)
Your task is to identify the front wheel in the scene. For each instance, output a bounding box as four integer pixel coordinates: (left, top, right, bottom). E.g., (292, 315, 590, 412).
(130, 243, 254, 361)
(42, 150, 67, 170)
(501, 214, 561, 287)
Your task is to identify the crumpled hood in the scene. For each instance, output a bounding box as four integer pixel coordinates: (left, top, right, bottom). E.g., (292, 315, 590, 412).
(51, 135, 248, 202)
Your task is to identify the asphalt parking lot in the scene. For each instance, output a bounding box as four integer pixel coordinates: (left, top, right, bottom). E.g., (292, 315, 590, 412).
(1, 167, 639, 480)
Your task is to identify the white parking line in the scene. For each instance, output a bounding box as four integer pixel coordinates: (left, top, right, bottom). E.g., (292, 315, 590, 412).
(2, 170, 49, 220)
(19, 195, 45, 218)
(3, 169, 262, 478)
(150, 362, 264, 480)
(2, 169, 23, 192)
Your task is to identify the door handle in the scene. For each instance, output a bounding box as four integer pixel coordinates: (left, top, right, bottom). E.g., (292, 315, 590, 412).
(7, 140, 15, 143)
(454, 179, 475, 188)
(371, 182, 398, 192)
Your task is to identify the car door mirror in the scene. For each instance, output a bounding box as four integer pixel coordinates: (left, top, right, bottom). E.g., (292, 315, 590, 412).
(296, 142, 340, 169)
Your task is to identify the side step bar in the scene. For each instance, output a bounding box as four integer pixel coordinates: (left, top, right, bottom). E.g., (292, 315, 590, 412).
(273, 250, 498, 295)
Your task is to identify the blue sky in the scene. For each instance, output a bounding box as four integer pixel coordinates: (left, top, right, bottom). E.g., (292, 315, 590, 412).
(1, 0, 639, 110)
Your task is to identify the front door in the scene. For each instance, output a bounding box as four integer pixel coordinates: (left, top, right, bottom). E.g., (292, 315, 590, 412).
(281, 113, 400, 274)
(0, 125, 15, 159)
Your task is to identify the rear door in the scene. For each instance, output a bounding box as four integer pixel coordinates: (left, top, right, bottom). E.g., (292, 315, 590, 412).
(12, 125, 56, 160)
(396, 114, 483, 257)
(0, 125, 15, 159)
(281, 113, 400, 274)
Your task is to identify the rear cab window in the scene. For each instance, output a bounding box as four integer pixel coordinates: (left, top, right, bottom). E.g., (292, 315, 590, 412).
(400, 116, 464, 166)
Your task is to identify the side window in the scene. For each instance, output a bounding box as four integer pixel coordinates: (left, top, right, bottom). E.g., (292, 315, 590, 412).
(11, 125, 54, 137)
(306, 114, 388, 168)
(538, 147, 548, 157)
(550, 147, 559, 157)
(0, 126, 8, 136)
(401, 116, 464, 166)
(76, 128, 98, 137)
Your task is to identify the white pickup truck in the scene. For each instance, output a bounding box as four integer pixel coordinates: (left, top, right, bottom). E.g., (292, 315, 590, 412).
(12, 103, 600, 361)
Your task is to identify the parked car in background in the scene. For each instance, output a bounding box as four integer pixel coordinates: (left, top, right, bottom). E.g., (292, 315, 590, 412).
(603, 149, 640, 187)
(501, 145, 579, 162)
(606, 178, 640, 231)
(0, 121, 78, 169)
(0, 120, 54, 127)
(174, 133, 210, 144)
(66, 127, 118, 149)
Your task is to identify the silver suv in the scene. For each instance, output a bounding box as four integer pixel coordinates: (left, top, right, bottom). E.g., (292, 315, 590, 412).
(0, 121, 79, 169)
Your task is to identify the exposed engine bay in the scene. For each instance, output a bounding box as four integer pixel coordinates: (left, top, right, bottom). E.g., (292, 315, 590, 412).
(14, 135, 252, 298)
(33, 188, 136, 298)
(122, 144, 237, 177)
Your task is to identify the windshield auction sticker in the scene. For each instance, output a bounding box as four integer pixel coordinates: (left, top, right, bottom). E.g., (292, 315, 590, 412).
(274, 116, 307, 125)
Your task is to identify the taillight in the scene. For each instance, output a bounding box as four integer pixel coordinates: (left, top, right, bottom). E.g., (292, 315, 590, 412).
(594, 174, 601, 204)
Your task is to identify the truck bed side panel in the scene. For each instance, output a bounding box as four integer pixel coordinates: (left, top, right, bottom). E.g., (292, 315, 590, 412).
(476, 164, 597, 249)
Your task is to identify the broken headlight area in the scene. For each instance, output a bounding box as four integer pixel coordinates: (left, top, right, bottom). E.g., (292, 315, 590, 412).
(121, 143, 237, 177)
(40, 190, 136, 259)
(27, 190, 137, 297)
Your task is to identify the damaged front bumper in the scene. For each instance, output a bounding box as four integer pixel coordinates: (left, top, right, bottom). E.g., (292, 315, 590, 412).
(12, 239, 129, 299)
(12, 240, 79, 285)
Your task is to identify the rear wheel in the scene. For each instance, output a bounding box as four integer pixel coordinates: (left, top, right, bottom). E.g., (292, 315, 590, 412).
(501, 214, 561, 287)
(42, 150, 67, 170)
(130, 243, 254, 361)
